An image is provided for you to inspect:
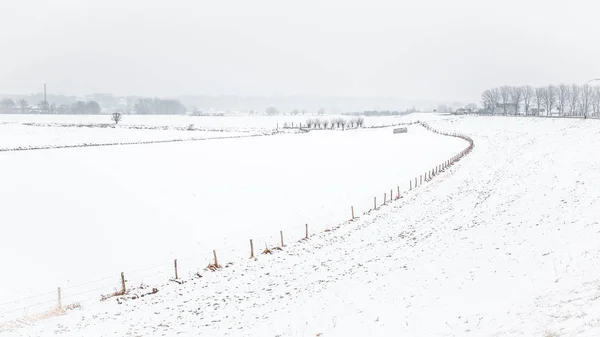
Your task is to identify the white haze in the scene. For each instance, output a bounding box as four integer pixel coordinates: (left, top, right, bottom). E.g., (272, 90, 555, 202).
(1, 0, 600, 103)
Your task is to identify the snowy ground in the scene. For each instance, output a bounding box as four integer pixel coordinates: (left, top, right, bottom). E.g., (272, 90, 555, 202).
(0, 114, 416, 130)
(0, 115, 463, 322)
(0, 113, 427, 149)
(0, 123, 264, 150)
(6, 115, 598, 337)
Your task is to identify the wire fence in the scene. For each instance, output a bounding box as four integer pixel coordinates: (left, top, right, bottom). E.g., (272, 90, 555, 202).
(0, 120, 475, 332)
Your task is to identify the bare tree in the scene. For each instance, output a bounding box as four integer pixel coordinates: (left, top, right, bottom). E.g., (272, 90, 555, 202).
(491, 88, 500, 113)
(0, 98, 15, 113)
(499, 86, 511, 114)
(37, 100, 49, 114)
(592, 86, 600, 116)
(265, 106, 279, 116)
(112, 112, 122, 125)
(482, 88, 501, 113)
(465, 103, 478, 112)
(314, 118, 322, 129)
(543, 85, 556, 116)
(510, 86, 523, 115)
(569, 84, 580, 115)
(57, 104, 69, 114)
(71, 101, 86, 114)
(85, 100, 101, 114)
(357, 116, 365, 127)
(534, 87, 545, 116)
(557, 84, 569, 115)
(580, 84, 592, 117)
(523, 86, 534, 116)
(18, 99, 28, 114)
(481, 89, 494, 112)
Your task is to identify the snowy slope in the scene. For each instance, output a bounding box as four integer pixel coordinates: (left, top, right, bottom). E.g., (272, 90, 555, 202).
(7, 116, 597, 337)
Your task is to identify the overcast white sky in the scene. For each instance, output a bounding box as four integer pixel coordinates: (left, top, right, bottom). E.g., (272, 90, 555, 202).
(1, 0, 599, 102)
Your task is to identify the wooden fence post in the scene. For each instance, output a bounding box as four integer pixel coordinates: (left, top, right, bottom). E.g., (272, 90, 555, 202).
(384, 193, 387, 204)
(250, 239, 254, 258)
(374, 196, 377, 209)
(57, 287, 62, 311)
(174, 259, 178, 279)
(305, 223, 308, 239)
(410, 180, 412, 190)
(213, 250, 219, 267)
(397, 186, 400, 199)
(351, 206, 355, 220)
(420, 175, 422, 185)
(280, 230, 284, 247)
(414, 177, 417, 187)
(120, 272, 126, 294)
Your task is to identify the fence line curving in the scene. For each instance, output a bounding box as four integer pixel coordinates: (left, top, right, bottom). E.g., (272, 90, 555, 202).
(0, 120, 474, 332)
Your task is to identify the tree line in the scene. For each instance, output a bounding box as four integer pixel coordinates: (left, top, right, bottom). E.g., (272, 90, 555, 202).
(0, 97, 188, 115)
(481, 84, 600, 117)
(0, 98, 101, 114)
(304, 117, 365, 129)
(133, 98, 186, 115)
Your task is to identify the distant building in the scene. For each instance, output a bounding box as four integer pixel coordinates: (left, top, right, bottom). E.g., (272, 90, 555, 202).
(493, 103, 517, 115)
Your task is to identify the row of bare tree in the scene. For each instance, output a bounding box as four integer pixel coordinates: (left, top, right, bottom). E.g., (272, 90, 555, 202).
(481, 84, 600, 116)
(304, 117, 365, 129)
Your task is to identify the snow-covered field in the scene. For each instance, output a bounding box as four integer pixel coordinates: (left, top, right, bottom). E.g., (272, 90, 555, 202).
(0, 123, 261, 150)
(0, 114, 414, 130)
(0, 113, 429, 150)
(7, 115, 596, 337)
(0, 113, 464, 327)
